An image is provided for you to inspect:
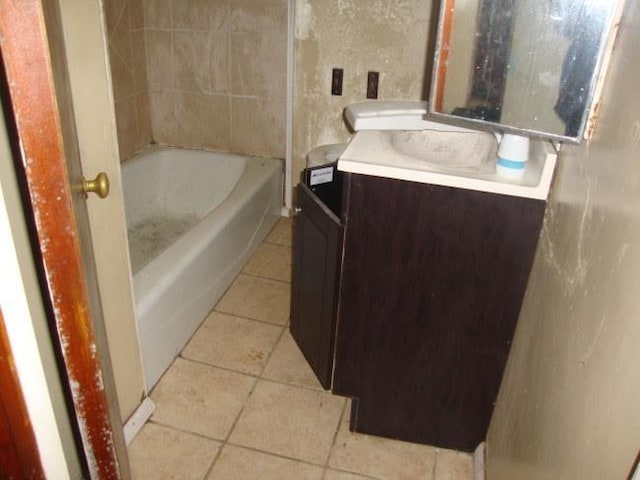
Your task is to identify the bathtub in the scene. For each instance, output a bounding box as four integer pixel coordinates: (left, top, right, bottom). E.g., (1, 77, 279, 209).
(122, 147, 282, 389)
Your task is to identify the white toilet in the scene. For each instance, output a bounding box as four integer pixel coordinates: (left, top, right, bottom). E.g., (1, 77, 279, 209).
(306, 100, 432, 168)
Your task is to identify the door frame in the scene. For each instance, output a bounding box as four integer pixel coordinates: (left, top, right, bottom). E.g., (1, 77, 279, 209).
(0, 0, 126, 477)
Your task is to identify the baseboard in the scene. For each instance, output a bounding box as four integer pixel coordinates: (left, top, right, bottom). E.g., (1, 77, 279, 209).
(123, 397, 156, 445)
(474, 442, 486, 480)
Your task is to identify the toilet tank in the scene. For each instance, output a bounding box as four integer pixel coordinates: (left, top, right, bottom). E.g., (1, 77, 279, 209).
(345, 101, 433, 131)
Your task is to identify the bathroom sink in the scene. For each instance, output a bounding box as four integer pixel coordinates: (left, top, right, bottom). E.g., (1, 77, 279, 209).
(337, 129, 557, 200)
(387, 129, 497, 173)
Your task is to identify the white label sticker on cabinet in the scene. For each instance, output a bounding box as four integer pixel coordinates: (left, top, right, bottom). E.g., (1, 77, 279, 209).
(309, 166, 334, 186)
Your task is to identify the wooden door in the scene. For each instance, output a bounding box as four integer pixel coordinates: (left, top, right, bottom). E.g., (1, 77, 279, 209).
(0, 309, 45, 479)
(290, 182, 343, 389)
(0, 1, 128, 477)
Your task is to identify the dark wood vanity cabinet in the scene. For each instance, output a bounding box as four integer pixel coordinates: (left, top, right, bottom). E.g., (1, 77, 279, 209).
(291, 170, 546, 452)
(290, 167, 343, 389)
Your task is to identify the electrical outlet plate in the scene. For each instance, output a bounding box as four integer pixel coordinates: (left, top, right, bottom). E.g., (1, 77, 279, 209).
(367, 71, 379, 99)
(331, 68, 343, 96)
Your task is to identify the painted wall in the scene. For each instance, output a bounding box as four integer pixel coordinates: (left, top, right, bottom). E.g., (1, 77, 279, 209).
(142, 0, 287, 157)
(104, 0, 152, 161)
(293, 0, 437, 187)
(486, 2, 640, 478)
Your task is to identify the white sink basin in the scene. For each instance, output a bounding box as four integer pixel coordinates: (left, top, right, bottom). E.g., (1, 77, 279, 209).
(337, 129, 557, 200)
(387, 129, 497, 173)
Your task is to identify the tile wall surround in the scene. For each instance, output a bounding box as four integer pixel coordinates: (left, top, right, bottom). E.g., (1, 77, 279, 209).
(106, 0, 287, 161)
(105, 0, 152, 161)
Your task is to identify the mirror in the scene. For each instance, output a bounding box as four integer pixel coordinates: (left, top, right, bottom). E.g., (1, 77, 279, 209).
(429, 0, 622, 142)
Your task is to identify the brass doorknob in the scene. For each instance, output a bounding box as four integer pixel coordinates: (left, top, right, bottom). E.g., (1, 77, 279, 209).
(82, 172, 110, 199)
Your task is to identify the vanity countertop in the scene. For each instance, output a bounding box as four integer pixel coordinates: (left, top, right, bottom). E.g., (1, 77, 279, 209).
(337, 130, 557, 200)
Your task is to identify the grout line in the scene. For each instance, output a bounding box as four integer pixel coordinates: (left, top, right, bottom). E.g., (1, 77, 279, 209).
(200, 372, 260, 479)
(255, 372, 326, 394)
(144, 418, 226, 444)
(222, 441, 331, 469)
(256, 325, 287, 378)
(263, 242, 293, 249)
(239, 272, 292, 284)
(325, 468, 382, 480)
(201, 322, 288, 478)
(262, 239, 293, 248)
(202, 443, 224, 480)
(255, 236, 293, 247)
(175, 355, 262, 380)
(235, 270, 292, 285)
(227, 0, 234, 152)
(200, 308, 286, 329)
(320, 400, 351, 478)
(431, 448, 439, 480)
(212, 307, 289, 328)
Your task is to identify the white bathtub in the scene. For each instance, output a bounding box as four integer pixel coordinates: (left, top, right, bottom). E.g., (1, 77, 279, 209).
(122, 147, 282, 389)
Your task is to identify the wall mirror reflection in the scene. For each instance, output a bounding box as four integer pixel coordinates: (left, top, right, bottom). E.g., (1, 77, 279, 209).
(429, 0, 623, 142)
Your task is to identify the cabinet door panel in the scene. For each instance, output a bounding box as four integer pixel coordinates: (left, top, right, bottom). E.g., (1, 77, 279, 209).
(334, 174, 545, 450)
(290, 183, 343, 389)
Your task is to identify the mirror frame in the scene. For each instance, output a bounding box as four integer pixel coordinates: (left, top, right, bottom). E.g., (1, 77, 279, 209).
(428, 0, 625, 143)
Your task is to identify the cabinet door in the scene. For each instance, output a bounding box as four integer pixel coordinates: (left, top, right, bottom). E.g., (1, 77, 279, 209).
(290, 183, 343, 389)
(334, 174, 546, 451)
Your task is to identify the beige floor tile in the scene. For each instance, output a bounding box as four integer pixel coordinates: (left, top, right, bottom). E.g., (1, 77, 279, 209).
(434, 449, 474, 480)
(262, 330, 323, 390)
(324, 470, 378, 480)
(216, 273, 290, 325)
(129, 422, 220, 480)
(131, 229, 473, 479)
(243, 242, 292, 282)
(207, 444, 324, 479)
(265, 217, 293, 247)
(151, 358, 254, 440)
(329, 408, 437, 480)
(183, 311, 283, 375)
(228, 380, 345, 465)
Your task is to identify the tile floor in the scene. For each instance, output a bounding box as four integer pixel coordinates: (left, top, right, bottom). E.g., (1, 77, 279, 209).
(128, 218, 474, 480)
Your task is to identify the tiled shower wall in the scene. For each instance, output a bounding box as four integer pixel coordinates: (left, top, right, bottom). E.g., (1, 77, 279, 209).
(105, 0, 152, 161)
(105, 0, 287, 161)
